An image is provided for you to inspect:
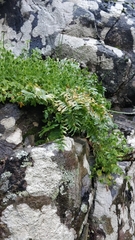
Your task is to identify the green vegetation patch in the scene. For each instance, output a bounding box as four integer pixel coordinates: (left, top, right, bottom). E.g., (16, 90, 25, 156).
(0, 47, 132, 183)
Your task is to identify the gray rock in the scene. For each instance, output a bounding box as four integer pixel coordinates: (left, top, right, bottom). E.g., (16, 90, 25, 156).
(1, 0, 135, 238)
(0, 104, 92, 239)
(0, 103, 135, 239)
(0, 0, 135, 106)
(0, 138, 92, 239)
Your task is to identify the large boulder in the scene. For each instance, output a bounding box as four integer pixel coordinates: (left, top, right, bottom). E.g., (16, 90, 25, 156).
(0, 103, 93, 240)
(0, 0, 135, 106)
(0, 103, 135, 239)
(0, 141, 92, 240)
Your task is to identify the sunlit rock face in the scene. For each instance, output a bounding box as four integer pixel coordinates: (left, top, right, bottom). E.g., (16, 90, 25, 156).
(0, 0, 135, 106)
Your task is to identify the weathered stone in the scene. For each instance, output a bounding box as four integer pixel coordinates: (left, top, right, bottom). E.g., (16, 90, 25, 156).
(0, 104, 92, 239)
(1, 0, 135, 106)
(57, 0, 135, 107)
(54, 33, 131, 102)
(0, 102, 135, 239)
(1, 0, 135, 239)
(1, 204, 75, 240)
(0, 138, 92, 239)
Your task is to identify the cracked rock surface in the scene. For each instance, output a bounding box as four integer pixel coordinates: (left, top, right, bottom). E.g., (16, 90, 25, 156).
(0, 0, 135, 106)
(0, 104, 135, 239)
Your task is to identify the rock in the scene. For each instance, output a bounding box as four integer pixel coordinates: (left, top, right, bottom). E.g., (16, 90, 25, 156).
(0, 138, 92, 239)
(54, 33, 130, 102)
(0, 0, 135, 106)
(0, 104, 93, 239)
(113, 113, 135, 136)
(89, 159, 135, 240)
(0, 103, 135, 239)
(1, 203, 76, 240)
(1, 0, 135, 238)
(0, 104, 43, 159)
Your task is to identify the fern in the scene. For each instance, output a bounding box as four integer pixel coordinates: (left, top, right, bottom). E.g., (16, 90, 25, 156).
(0, 46, 132, 183)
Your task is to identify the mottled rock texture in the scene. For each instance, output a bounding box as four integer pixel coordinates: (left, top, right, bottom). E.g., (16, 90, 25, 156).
(1, 0, 135, 239)
(0, 0, 135, 106)
(0, 104, 135, 240)
(0, 104, 93, 240)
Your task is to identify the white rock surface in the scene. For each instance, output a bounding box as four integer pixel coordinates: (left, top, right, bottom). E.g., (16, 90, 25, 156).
(1, 204, 75, 240)
(0, 117, 15, 129)
(25, 146, 62, 197)
(6, 128, 22, 145)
